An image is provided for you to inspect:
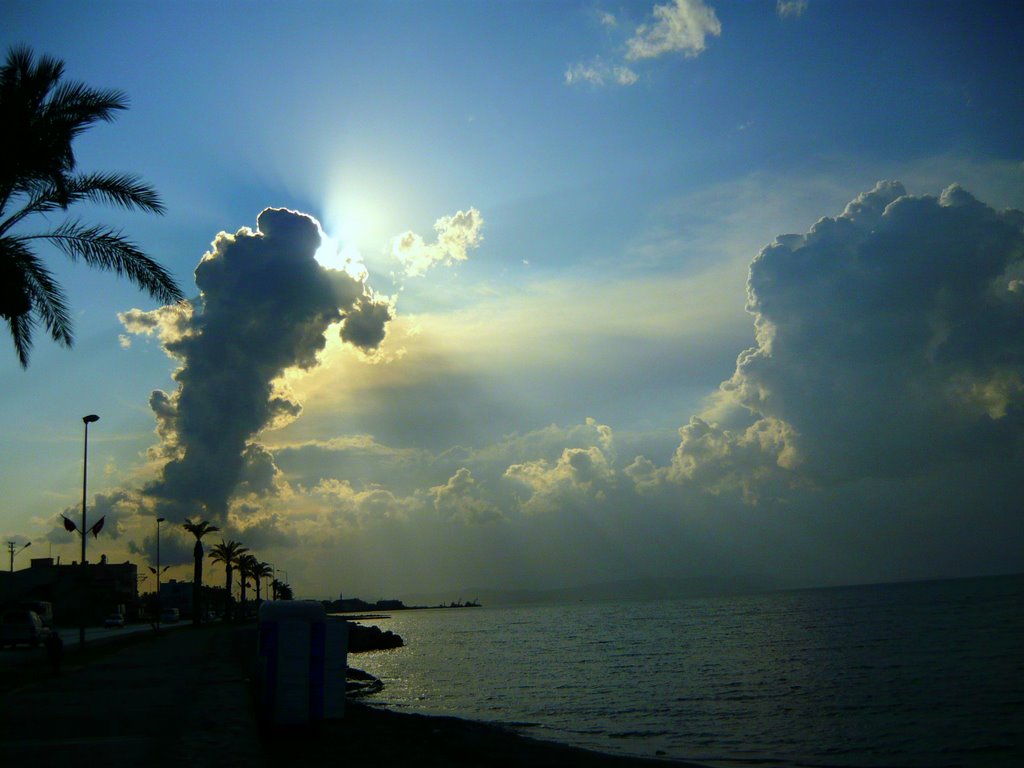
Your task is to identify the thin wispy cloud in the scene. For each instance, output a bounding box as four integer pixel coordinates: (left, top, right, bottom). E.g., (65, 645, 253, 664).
(564, 59, 639, 87)
(776, 0, 808, 19)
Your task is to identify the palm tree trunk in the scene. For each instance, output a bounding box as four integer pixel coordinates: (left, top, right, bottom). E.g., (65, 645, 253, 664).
(192, 540, 203, 626)
(225, 566, 234, 622)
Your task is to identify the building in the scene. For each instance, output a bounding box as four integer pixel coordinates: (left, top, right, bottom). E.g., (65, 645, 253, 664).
(158, 579, 193, 616)
(0, 557, 138, 626)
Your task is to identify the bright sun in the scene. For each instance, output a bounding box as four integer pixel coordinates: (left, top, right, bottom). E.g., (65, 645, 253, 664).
(314, 232, 368, 280)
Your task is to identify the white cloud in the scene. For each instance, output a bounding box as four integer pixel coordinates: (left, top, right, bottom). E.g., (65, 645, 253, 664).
(776, 0, 808, 19)
(626, 0, 721, 61)
(430, 468, 503, 524)
(390, 207, 484, 277)
(565, 59, 639, 87)
(567, 0, 718, 87)
(118, 303, 194, 347)
(641, 182, 1024, 498)
(505, 444, 615, 514)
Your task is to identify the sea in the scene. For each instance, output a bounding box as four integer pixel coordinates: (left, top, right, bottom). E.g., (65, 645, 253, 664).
(349, 573, 1023, 768)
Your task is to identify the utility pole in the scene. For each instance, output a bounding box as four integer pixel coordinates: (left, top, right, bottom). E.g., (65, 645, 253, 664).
(7, 540, 31, 572)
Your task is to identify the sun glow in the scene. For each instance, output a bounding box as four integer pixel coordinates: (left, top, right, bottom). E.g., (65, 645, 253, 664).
(315, 231, 368, 280)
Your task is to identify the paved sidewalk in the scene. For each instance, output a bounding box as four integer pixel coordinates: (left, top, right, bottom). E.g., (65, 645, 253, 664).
(0, 625, 264, 768)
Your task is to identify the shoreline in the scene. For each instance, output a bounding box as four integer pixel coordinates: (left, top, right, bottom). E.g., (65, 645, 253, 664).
(2, 623, 708, 767)
(267, 698, 707, 767)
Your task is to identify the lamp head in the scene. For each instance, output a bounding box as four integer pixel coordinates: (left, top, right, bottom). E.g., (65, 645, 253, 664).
(83, 414, 100, 424)
(157, 517, 166, 523)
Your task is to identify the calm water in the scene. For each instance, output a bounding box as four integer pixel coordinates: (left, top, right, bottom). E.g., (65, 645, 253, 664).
(350, 574, 1024, 767)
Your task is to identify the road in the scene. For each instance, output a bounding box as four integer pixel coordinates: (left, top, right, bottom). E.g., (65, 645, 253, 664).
(0, 619, 193, 667)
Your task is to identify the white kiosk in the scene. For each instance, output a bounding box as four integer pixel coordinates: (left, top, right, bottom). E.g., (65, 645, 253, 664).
(258, 600, 349, 724)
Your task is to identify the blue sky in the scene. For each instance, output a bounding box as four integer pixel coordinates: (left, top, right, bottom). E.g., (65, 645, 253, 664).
(2, 1, 1023, 599)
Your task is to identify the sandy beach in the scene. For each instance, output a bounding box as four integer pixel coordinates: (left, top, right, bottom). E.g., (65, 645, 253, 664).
(0, 623, 701, 767)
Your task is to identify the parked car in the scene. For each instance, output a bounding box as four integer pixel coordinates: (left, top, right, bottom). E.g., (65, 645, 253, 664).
(18, 601, 53, 628)
(159, 608, 179, 624)
(103, 614, 125, 628)
(0, 609, 52, 648)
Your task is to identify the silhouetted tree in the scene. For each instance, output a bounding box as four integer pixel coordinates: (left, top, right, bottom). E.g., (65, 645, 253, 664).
(209, 540, 248, 621)
(237, 553, 259, 617)
(0, 45, 184, 366)
(182, 518, 219, 625)
(250, 560, 273, 604)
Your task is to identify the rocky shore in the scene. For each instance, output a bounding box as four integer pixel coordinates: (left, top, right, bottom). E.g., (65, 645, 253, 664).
(348, 621, 404, 652)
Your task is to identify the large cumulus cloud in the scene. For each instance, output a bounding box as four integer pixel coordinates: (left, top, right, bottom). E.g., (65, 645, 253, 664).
(122, 208, 392, 522)
(659, 182, 1024, 493)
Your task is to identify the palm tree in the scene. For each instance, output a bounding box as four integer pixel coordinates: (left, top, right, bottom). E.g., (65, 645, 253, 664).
(251, 560, 273, 604)
(182, 518, 219, 625)
(236, 553, 258, 617)
(0, 45, 184, 367)
(209, 540, 248, 621)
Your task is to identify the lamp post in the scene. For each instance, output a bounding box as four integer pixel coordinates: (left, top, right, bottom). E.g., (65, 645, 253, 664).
(7, 541, 31, 573)
(80, 413, 99, 648)
(81, 415, 99, 566)
(156, 517, 165, 630)
(275, 568, 289, 600)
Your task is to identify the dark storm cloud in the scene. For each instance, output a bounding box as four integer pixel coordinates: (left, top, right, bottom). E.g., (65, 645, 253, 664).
(340, 295, 392, 349)
(128, 527, 194, 567)
(668, 182, 1024, 493)
(124, 208, 392, 522)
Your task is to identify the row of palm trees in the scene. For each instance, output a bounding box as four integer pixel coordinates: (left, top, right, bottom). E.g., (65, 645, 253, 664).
(182, 518, 289, 623)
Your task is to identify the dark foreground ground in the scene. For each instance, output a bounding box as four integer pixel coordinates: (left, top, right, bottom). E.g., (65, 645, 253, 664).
(0, 623, 700, 768)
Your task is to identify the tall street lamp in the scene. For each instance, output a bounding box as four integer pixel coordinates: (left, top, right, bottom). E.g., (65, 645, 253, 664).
(80, 413, 99, 648)
(81, 415, 99, 565)
(147, 518, 170, 630)
(7, 541, 31, 573)
(156, 517, 165, 629)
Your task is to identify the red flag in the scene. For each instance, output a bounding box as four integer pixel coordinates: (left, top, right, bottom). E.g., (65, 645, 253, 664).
(61, 515, 78, 533)
(90, 516, 105, 538)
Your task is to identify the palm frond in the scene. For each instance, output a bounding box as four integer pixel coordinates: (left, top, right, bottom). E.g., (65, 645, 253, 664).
(1, 46, 64, 98)
(68, 172, 165, 214)
(1, 236, 73, 366)
(28, 220, 185, 304)
(14, 247, 74, 346)
(45, 80, 128, 140)
(0, 46, 182, 366)
(5, 308, 35, 368)
(183, 518, 220, 539)
(0, 181, 68, 234)
(0, 172, 164, 235)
